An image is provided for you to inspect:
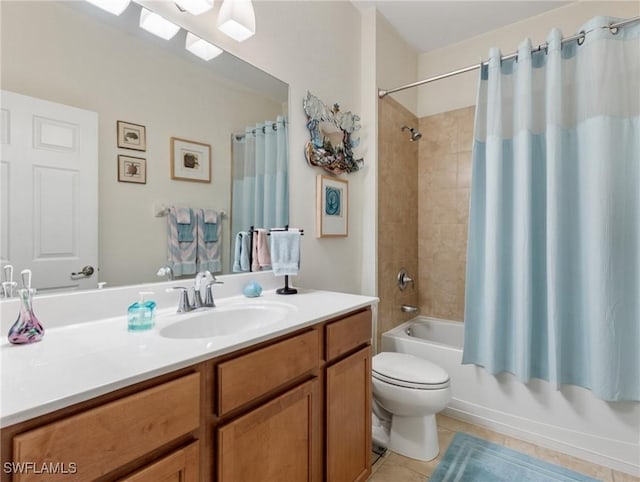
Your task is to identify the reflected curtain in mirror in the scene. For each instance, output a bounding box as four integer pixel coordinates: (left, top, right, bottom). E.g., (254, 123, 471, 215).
(231, 116, 289, 242)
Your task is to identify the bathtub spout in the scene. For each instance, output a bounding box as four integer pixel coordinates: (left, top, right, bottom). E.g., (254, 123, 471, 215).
(401, 304, 419, 313)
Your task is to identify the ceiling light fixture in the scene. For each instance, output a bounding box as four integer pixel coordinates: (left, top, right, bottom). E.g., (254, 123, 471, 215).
(139, 8, 181, 40)
(217, 0, 256, 42)
(175, 0, 214, 16)
(85, 0, 131, 16)
(185, 32, 223, 61)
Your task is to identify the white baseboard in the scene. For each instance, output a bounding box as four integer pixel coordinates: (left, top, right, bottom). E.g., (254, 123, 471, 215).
(443, 399, 640, 477)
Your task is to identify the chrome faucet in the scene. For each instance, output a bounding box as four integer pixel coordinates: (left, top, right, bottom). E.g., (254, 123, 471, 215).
(193, 271, 223, 308)
(168, 286, 193, 313)
(156, 265, 174, 281)
(168, 272, 224, 313)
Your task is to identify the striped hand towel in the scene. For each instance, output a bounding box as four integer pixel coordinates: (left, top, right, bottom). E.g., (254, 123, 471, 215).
(196, 208, 221, 273)
(167, 207, 197, 276)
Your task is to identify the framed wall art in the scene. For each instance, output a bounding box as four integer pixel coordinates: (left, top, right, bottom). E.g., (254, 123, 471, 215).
(117, 121, 146, 151)
(170, 137, 211, 183)
(316, 175, 348, 237)
(118, 155, 146, 184)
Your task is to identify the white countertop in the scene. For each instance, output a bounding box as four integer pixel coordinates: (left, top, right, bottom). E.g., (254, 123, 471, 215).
(0, 288, 377, 428)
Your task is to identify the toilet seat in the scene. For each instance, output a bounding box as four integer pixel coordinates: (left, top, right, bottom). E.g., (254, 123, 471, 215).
(373, 352, 450, 390)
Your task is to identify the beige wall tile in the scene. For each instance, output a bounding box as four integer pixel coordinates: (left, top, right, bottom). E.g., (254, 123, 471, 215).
(417, 106, 475, 321)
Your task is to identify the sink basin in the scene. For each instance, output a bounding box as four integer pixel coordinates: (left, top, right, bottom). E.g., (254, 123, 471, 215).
(159, 303, 293, 339)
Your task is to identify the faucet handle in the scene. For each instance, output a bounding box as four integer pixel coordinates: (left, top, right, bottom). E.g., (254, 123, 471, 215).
(203, 282, 220, 308)
(167, 286, 192, 313)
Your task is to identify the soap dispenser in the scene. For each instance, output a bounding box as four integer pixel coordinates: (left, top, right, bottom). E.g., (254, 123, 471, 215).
(127, 291, 156, 332)
(8, 269, 44, 344)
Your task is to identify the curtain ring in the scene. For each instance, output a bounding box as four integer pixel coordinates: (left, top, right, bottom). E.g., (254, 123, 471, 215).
(609, 25, 619, 35)
(577, 31, 586, 45)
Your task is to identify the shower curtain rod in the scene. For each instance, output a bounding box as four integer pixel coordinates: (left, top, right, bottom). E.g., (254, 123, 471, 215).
(378, 15, 640, 98)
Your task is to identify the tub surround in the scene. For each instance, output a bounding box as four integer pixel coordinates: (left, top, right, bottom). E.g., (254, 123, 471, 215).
(377, 96, 419, 341)
(0, 273, 377, 427)
(417, 106, 475, 322)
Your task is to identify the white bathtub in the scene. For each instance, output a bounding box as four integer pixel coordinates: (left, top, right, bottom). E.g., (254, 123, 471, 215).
(381, 317, 640, 476)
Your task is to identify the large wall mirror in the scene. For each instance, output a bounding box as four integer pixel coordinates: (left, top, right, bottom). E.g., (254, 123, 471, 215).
(0, 1, 289, 292)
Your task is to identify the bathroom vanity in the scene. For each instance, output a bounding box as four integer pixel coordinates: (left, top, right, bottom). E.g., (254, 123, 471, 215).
(0, 288, 376, 482)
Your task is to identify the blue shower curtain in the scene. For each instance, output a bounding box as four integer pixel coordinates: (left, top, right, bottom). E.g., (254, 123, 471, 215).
(463, 17, 640, 401)
(231, 116, 289, 240)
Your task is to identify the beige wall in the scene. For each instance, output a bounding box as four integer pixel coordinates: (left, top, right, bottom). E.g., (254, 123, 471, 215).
(377, 97, 419, 344)
(418, 1, 640, 116)
(417, 106, 474, 321)
(376, 12, 419, 116)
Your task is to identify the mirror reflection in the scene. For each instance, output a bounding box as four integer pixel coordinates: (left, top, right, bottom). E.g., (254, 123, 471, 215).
(0, 0, 289, 292)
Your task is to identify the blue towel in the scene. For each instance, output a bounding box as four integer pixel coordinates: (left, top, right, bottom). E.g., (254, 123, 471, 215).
(196, 209, 221, 272)
(167, 207, 197, 276)
(269, 231, 301, 276)
(202, 209, 218, 242)
(232, 232, 251, 272)
(176, 207, 194, 242)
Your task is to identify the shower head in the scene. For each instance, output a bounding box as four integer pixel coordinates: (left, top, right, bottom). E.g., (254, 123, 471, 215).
(401, 125, 422, 141)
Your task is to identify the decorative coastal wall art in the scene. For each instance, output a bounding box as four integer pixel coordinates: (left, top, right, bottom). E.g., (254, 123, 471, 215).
(118, 155, 146, 184)
(117, 120, 146, 151)
(316, 174, 348, 237)
(304, 91, 363, 175)
(170, 137, 211, 183)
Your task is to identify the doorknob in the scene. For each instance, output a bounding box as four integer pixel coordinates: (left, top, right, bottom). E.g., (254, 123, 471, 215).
(70, 265, 95, 279)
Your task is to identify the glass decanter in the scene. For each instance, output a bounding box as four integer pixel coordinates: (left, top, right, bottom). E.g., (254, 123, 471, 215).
(8, 288, 44, 344)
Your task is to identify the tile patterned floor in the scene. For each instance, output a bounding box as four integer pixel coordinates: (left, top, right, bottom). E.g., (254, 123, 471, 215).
(368, 414, 640, 482)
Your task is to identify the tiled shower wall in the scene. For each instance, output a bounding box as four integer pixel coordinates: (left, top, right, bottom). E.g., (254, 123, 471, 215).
(417, 106, 475, 322)
(377, 97, 419, 344)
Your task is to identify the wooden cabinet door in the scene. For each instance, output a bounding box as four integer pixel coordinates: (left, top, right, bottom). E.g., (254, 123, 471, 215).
(119, 442, 199, 482)
(217, 380, 319, 482)
(326, 346, 372, 482)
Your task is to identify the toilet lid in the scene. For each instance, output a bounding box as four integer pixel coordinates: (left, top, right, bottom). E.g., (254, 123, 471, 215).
(372, 352, 450, 390)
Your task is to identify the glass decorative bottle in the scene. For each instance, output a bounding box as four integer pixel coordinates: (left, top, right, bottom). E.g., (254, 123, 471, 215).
(8, 288, 44, 344)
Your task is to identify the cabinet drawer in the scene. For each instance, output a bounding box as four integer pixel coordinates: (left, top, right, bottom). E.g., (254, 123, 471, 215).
(13, 373, 200, 482)
(217, 330, 319, 415)
(119, 441, 199, 482)
(325, 310, 371, 362)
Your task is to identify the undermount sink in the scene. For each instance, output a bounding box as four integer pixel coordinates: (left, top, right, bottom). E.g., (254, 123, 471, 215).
(159, 303, 294, 339)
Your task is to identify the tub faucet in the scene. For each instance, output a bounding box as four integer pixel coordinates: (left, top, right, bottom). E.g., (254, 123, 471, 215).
(401, 304, 419, 313)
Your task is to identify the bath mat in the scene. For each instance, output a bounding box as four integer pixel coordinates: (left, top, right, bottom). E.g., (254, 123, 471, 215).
(430, 433, 601, 482)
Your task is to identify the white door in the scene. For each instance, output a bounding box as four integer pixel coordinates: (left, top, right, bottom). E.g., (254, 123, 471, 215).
(1, 90, 98, 291)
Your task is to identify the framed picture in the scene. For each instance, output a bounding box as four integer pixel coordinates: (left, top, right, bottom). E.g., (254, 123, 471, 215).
(316, 175, 348, 237)
(170, 137, 211, 183)
(117, 121, 146, 151)
(118, 155, 146, 184)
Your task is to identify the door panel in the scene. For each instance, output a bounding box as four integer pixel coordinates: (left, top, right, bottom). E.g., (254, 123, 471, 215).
(0, 90, 97, 291)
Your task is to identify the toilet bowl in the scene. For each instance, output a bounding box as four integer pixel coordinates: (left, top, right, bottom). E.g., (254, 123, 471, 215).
(372, 352, 451, 461)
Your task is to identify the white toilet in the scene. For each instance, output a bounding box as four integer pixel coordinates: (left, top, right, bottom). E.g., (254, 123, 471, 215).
(372, 352, 451, 461)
